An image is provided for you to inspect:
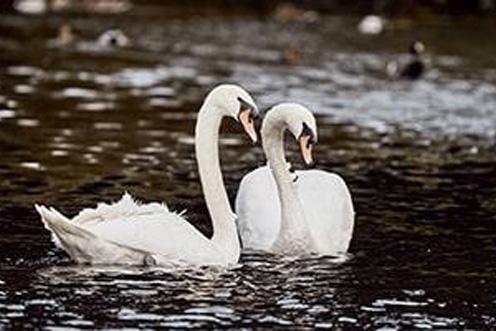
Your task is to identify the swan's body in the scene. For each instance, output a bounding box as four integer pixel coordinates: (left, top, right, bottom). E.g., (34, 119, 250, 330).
(36, 194, 227, 266)
(36, 84, 259, 267)
(236, 167, 354, 254)
(236, 104, 354, 255)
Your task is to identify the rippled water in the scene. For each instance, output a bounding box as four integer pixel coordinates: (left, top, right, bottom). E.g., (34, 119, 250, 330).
(1, 4, 496, 329)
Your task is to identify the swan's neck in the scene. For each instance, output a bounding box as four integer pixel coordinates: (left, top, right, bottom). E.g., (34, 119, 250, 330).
(263, 121, 312, 254)
(195, 103, 239, 263)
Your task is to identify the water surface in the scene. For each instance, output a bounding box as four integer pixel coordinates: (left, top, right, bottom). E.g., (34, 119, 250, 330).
(0, 5, 495, 329)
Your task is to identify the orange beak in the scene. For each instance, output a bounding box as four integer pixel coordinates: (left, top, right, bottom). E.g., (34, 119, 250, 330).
(299, 135, 313, 165)
(239, 109, 258, 143)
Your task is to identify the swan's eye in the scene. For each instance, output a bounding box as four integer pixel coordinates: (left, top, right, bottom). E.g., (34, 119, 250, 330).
(237, 97, 256, 116)
(299, 122, 315, 146)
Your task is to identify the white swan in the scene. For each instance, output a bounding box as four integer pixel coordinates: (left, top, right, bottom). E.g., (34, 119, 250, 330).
(35, 84, 259, 267)
(236, 103, 354, 256)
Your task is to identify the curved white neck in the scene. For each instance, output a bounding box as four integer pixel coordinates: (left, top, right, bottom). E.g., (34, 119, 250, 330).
(195, 103, 239, 263)
(262, 117, 312, 254)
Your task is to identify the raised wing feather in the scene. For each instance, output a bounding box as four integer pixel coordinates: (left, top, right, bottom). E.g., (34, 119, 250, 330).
(72, 193, 179, 226)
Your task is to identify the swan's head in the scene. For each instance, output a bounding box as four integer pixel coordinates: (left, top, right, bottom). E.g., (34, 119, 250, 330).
(206, 84, 259, 143)
(266, 103, 318, 166)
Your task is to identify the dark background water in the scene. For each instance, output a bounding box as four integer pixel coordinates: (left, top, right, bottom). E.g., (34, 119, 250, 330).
(1, 2, 496, 329)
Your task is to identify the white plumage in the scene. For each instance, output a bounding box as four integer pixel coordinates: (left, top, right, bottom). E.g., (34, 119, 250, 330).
(35, 84, 259, 267)
(236, 103, 355, 256)
(35, 194, 208, 266)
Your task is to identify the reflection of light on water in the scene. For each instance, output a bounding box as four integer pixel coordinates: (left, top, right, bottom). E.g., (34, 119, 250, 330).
(61, 319, 94, 327)
(177, 136, 195, 145)
(77, 102, 115, 112)
(61, 129, 73, 137)
(195, 75, 217, 85)
(146, 86, 175, 97)
(83, 153, 98, 164)
(20, 162, 45, 170)
(258, 316, 292, 326)
(160, 112, 197, 120)
(0, 110, 16, 119)
(338, 316, 358, 324)
(7, 65, 43, 77)
(14, 85, 35, 94)
(277, 297, 309, 310)
(115, 69, 166, 88)
(140, 146, 166, 154)
(17, 118, 39, 127)
(122, 153, 159, 165)
(51, 150, 68, 157)
(100, 141, 121, 148)
(373, 298, 428, 307)
(231, 58, 496, 139)
(50, 142, 77, 151)
(220, 137, 243, 146)
(360, 305, 386, 312)
(6, 100, 18, 108)
(149, 98, 179, 107)
(88, 146, 104, 153)
(139, 130, 168, 138)
(94, 122, 123, 130)
(57, 88, 99, 99)
(25, 299, 56, 306)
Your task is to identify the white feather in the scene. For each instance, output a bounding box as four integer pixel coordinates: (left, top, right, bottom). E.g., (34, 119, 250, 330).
(236, 104, 355, 256)
(35, 84, 256, 267)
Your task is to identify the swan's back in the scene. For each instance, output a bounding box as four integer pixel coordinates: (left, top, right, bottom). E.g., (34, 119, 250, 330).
(297, 170, 355, 254)
(236, 167, 354, 254)
(236, 166, 280, 250)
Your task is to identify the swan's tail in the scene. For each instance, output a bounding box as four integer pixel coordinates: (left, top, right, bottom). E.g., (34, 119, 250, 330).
(35, 204, 98, 263)
(35, 204, 155, 265)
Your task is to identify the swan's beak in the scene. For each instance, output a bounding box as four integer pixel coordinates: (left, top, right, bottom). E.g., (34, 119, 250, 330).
(239, 108, 258, 144)
(299, 135, 314, 166)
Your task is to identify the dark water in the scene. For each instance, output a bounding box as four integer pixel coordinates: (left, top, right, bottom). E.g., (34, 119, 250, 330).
(1, 4, 496, 329)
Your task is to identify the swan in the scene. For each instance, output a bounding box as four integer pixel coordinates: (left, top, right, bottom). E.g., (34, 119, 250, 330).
(235, 103, 354, 256)
(35, 84, 259, 267)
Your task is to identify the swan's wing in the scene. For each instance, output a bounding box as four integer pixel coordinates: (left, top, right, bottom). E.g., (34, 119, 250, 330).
(83, 210, 218, 265)
(35, 205, 157, 265)
(235, 166, 281, 250)
(72, 192, 175, 227)
(37, 193, 224, 266)
(296, 170, 355, 254)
